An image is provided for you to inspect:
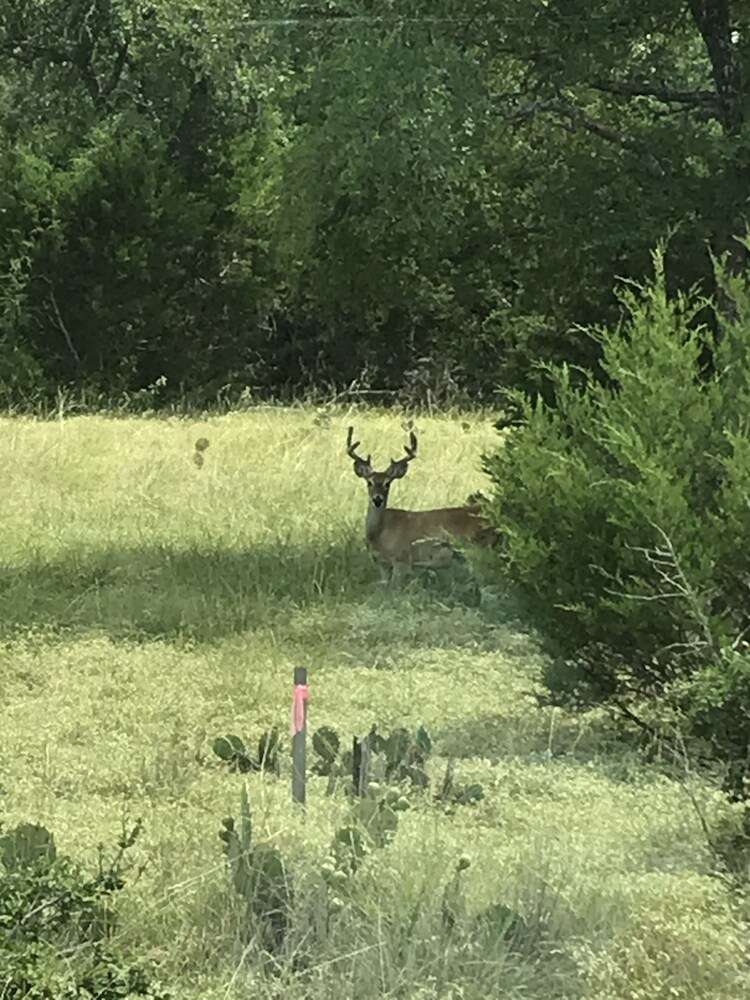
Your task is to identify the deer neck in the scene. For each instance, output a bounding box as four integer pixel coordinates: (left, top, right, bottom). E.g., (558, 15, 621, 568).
(366, 499, 387, 544)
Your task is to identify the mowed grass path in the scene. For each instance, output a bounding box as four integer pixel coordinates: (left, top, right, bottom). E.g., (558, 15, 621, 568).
(1, 408, 747, 999)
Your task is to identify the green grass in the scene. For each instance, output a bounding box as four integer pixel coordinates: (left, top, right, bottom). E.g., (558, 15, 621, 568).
(1, 407, 748, 999)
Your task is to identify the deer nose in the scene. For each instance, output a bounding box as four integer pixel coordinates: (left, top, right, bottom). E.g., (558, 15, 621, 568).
(372, 494, 384, 507)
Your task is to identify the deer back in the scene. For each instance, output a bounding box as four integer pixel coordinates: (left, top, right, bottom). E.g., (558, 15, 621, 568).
(373, 503, 494, 566)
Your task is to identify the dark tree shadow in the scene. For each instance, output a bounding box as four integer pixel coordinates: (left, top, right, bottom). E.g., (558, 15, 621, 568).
(432, 710, 682, 790)
(0, 540, 518, 651)
(432, 712, 617, 763)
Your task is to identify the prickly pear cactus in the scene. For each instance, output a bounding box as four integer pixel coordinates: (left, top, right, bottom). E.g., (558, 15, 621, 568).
(218, 785, 254, 896)
(330, 824, 368, 874)
(257, 727, 280, 774)
(312, 726, 341, 776)
(317, 724, 434, 796)
(326, 780, 410, 880)
(0, 822, 57, 870)
(380, 726, 431, 788)
(441, 855, 471, 933)
(384, 728, 410, 772)
(473, 900, 539, 958)
(437, 761, 485, 808)
(245, 843, 291, 952)
(213, 733, 256, 773)
(218, 786, 292, 953)
(213, 730, 280, 774)
(453, 783, 485, 805)
(356, 784, 409, 848)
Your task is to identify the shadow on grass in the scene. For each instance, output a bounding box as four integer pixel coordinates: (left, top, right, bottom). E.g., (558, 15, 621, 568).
(433, 708, 680, 791)
(433, 711, 621, 764)
(0, 539, 517, 650)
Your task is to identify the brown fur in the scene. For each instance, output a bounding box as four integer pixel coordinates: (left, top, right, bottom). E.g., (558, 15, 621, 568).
(346, 426, 498, 580)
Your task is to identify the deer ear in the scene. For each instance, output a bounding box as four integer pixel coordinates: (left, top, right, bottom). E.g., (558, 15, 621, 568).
(353, 459, 370, 478)
(387, 459, 409, 480)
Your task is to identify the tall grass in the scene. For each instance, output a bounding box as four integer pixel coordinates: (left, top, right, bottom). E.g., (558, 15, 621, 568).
(1, 407, 747, 999)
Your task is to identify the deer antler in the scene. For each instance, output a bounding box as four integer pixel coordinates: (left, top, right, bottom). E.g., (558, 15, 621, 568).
(346, 426, 372, 472)
(386, 430, 418, 479)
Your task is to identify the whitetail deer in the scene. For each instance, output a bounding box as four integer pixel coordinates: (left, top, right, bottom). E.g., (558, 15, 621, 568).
(346, 426, 497, 581)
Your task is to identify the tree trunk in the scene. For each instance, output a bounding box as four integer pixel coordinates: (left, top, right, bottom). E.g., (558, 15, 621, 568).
(688, 0, 749, 288)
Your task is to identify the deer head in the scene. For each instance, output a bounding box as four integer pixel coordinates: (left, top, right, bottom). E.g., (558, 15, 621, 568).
(346, 426, 417, 508)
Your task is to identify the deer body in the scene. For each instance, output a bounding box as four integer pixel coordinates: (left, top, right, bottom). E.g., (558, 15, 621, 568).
(347, 426, 496, 581)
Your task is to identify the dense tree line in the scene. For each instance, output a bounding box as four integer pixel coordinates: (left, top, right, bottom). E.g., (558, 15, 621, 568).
(0, 1, 747, 405)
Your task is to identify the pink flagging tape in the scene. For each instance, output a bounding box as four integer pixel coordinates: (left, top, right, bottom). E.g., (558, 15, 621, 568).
(291, 683, 309, 735)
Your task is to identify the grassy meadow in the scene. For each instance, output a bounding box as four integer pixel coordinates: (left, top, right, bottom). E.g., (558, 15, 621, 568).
(1, 406, 748, 999)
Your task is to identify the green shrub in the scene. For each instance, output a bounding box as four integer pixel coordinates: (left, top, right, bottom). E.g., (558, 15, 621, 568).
(482, 246, 750, 789)
(0, 817, 168, 998)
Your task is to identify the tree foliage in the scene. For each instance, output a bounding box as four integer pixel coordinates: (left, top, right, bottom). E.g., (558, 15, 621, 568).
(0, 1, 748, 402)
(482, 248, 750, 794)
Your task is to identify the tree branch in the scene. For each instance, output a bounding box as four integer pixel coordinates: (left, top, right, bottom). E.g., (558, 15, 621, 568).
(0, 42, 68, 67)
(496, 91, 625, 140)
(101, 40, 129, 103)
(552, 95, 642, 149)
(687, 0, 743, 135)
(47, 288, 81, 365)
(496, 90, 665, 176)
(591, 78, 719, 112)
(76, 60, 101, 107)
